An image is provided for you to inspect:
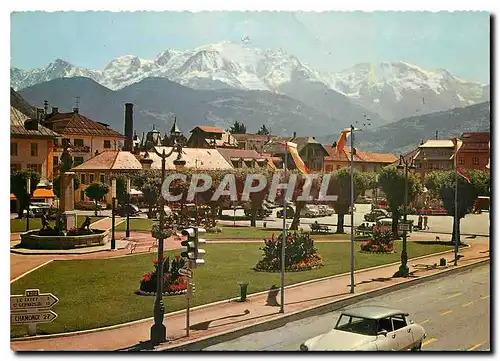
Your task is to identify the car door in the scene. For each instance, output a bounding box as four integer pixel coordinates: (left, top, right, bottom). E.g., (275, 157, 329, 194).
(391, 314, 414, 350)
(375, 317, 398, 351)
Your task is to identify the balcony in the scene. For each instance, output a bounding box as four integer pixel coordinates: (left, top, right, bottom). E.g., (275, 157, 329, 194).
(54, 145, 90, 153)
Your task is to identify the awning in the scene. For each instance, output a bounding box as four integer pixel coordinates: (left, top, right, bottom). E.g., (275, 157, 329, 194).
(32, 188, 56, 199)
(129, 188, 143, 196)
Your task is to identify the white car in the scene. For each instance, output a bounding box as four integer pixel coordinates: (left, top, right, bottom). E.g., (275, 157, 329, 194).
(300, 205, 320, 218)
(300, 306, 426, 351)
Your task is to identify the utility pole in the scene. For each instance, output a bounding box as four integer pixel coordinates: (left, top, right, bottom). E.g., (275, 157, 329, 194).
(349, 125, 355, 294)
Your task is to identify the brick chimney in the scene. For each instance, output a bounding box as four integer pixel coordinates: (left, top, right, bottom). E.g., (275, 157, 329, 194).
(124, 103, 134, 152)
(51, 107, 59, 115)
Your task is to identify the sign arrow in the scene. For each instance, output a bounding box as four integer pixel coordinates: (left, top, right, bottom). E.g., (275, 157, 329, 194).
(11, 310, 57, 325)
(11, 292, 59, 311)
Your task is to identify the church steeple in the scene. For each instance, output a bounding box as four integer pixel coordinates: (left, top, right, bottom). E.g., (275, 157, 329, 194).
(170, 117, 181, 136)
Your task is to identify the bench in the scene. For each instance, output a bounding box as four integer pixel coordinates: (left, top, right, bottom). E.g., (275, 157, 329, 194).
(310, 223, 331, 234)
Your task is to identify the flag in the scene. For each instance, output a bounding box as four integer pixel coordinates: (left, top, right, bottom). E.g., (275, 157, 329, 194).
(336, 128, 351, 154)
(456, 168, 471, 183)
(281, 141, 310, 174)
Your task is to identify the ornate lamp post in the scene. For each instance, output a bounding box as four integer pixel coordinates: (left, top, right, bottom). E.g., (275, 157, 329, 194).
(26, 177, 31, 232)
(125, 177, 131, 238)
(110, 177, 117, 250)
(150, 132, 185, 346)
(395, 155, 416, 277)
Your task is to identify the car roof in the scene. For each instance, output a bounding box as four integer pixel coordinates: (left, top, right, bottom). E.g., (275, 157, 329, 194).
(341, 306, 407, 319)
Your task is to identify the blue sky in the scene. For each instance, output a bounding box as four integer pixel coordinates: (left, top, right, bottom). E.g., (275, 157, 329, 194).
(11, 11, 490, 83)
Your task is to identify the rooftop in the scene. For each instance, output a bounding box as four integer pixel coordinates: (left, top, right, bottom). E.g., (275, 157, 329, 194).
(217, 148, 267, 163)
(342, 306, 407, 319)
(11, 107, 60, 138)
(144, 147, 233, 170)
(324, 145, 397, 164)
(419, 140, 456, 148)
(44, 111, 124, 138)
(191, 126, 225, 134)
(71, 151, 143, 171)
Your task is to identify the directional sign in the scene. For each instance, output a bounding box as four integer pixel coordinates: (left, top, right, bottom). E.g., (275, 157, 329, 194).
(178, 268, 192, 278)
(11, 289, 59, 311)
(11, 310, 58, 325)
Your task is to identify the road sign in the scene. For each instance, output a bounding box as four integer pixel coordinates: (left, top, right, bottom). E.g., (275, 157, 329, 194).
(11, 289, 59, 311)
(398, 223, 411, 231)
(11, 310, 57, 325)
(179, 268, 192, 278)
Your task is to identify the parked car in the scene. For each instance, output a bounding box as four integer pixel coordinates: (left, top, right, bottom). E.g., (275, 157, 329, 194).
(300, 204, 321, 218)
(75, 201, 106, 211)
(243, 203, 272, 218)
(277, 206, 295, 219)
(364, 209, 391, 222)
(116, 204, 141, 217)
(317, 205, 335, 216)
(300, 306, 426, 351)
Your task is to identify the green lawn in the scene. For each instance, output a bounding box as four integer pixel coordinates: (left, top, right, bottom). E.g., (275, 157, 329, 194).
(10, 241, 453, 337)
(10, 216, 107, 233)
(115, 218, 158, 231)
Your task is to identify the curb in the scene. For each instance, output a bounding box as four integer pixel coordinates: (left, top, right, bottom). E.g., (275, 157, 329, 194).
(154, 258, 490, 352)
(9, 244, 473, 343)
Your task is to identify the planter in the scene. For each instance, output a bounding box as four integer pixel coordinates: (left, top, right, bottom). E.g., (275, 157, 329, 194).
(20, 229, 109, 249)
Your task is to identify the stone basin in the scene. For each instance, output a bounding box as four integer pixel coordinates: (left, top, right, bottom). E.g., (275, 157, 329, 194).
(20, 229, 109, 250)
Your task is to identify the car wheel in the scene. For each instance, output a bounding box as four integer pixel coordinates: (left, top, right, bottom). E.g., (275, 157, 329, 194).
(411, 342, 422, 351)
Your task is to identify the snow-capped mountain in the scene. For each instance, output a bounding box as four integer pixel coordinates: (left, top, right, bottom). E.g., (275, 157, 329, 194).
(330, 61, 489, 121)
(11, 42, 489, 123)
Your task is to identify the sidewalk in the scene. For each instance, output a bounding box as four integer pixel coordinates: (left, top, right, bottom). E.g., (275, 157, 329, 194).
(10, 238, 489, 351)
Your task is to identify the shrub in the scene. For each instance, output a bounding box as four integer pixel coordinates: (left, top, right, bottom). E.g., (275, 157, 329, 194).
(360, 226, 395, 253)
(255, 231, 323, 272)
(139, 254, 188, 295)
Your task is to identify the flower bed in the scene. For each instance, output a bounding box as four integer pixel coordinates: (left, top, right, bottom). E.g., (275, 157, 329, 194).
(254, 231, 323, 272)
(359, 226, 395, 254)
(137, 254, 188, 296)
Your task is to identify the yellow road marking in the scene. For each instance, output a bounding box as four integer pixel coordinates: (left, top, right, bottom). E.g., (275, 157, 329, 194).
(462, 302, 473, 307)
(422, 338, 437, 347)
(480, 295, 490, 299)
(468, 342, 485, 351)
(440, 310, 453, 316)
(419, 319, 430, 324)
(446, 292, 462, 299)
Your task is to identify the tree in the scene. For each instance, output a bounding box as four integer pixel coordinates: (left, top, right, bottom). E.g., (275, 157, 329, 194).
(85, 183, 109, 216)
(10, 170, 40, 218)
(378, 167, 421, 238)
(142, 181, 160, 219)
(53, 174, 80, 198)
(256, 124, 270, 135)
(329, 168, 365, 233)
(228, 121, 246, 134)
(425, 170, 489, 244)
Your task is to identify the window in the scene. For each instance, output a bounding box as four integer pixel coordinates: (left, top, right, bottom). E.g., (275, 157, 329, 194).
(30, 143, 38, 157)
(27, 164, 42, 174)
(391, 315, 407, 331)
(378, 318, 394, 332)
(81, 173, 87, 185)
(62, 138, 70, 147)
(361, 165, 366, 172)
(74, 139, 84, 147)
(459, 157, 465, 165)
(53, 156, 59, 166)
(80, 191, 85, 201)
(73, 156, 84, 166)
(104, 140, 111, 149)
(53, 138, 59, 146)
(336, 165, 342, 170)
(100, 174, 105, 183)
(11, 163, 21, 172)
(325, 165, 333, 172)
(11, 142, 18, 156)
(89, 173, 95, 183)
(472, 157, 480, 165)
(334, 315, 378, 336)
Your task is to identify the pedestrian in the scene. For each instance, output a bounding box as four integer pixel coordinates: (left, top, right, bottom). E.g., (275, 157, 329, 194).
(418, 215, 423, 230)
(423, 215, 429, 230)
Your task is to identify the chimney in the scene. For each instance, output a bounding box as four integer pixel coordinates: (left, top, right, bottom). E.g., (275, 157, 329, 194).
(124, 103, 134, 152)
(43, 100, 48, 118)
(139, 151, 153, 170)
(36, 108, 45, 120)
(73, 108, 79, 114)
(51, 107, 59, 115)
(293, 132, 297, 139)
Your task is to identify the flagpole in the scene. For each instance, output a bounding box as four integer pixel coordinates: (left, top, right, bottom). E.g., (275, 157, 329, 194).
(350, 125, 355, 294)
(454, 141, 459, 266)
(280, 143, 287, 313)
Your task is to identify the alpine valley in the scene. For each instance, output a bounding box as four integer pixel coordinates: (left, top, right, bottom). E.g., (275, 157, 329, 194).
(12, 41, 490, 150)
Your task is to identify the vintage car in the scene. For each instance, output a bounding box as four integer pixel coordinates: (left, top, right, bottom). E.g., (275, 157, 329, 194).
(300, 306, 426, 351)
(364, 208, 391, 222)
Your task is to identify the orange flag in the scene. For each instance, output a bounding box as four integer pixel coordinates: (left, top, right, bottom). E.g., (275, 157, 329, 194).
(336, 128, 352, 154)
(282, 141, 310, 174)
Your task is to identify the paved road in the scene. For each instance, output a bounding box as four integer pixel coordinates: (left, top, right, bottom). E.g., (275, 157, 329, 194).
(205, 264, 490, 351)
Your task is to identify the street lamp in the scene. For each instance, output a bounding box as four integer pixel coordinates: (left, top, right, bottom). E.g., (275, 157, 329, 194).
(395, 155, 416, 277)
(26, 177, 31, 232)
(110, 177, 117, 250)
(125, 177, 131, 239)
(150, 133, 185, 346)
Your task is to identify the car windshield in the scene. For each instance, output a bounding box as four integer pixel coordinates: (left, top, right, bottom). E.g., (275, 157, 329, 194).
(335, 315, 377, 336)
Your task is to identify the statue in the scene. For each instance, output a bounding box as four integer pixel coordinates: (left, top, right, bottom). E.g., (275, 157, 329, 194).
(40, 213, 53, 231)
(79, 216, 92, 230)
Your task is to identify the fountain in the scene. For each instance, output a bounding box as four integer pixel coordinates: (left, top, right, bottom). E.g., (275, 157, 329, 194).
(20, 172, 109, 250)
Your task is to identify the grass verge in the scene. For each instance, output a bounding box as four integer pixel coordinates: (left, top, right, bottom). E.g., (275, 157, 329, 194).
(10, 216, 106, 233)
(10, 241, 453, 337)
